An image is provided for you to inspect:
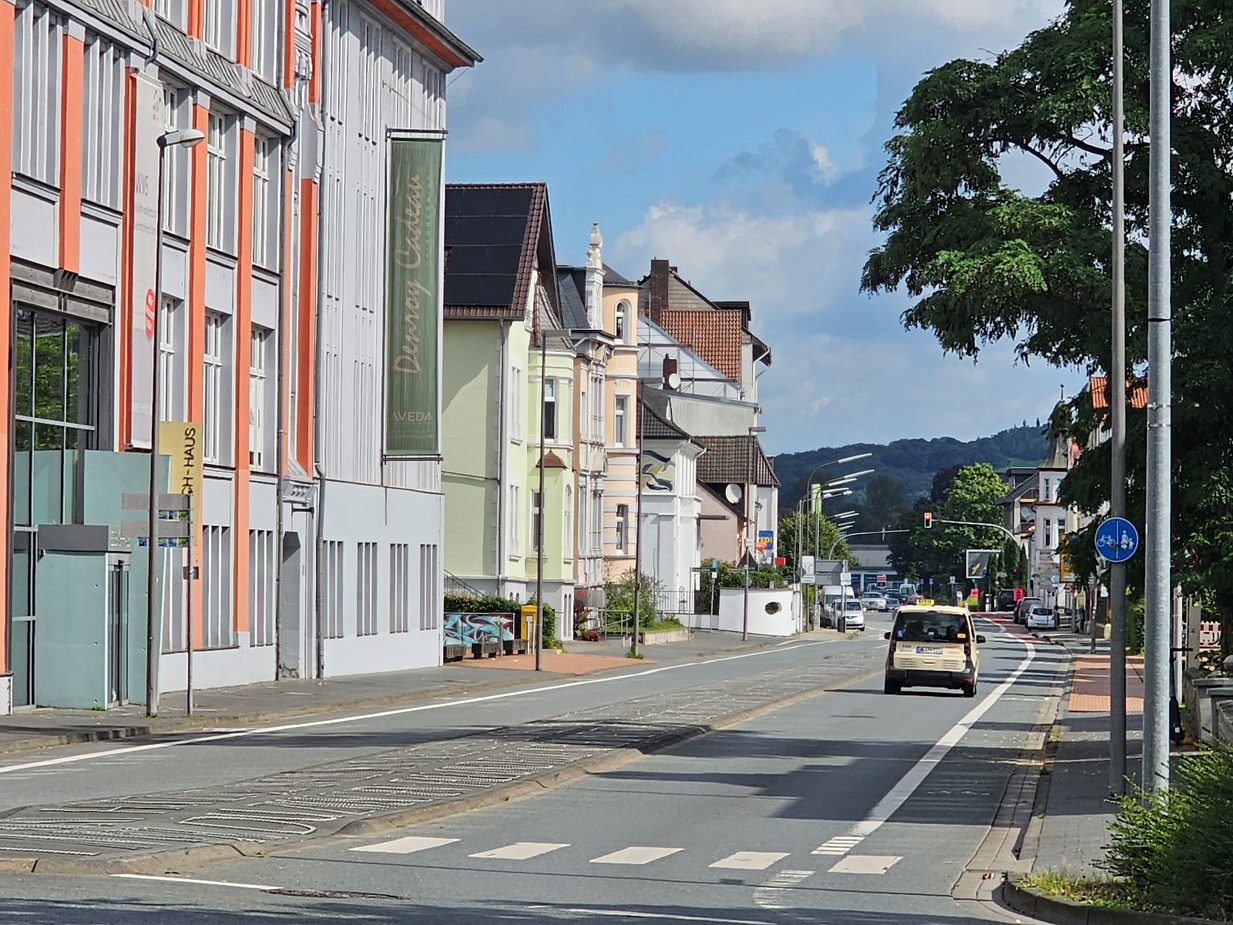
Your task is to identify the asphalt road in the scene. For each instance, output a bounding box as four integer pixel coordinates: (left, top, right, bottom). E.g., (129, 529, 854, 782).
(0, 614, 1066, 924)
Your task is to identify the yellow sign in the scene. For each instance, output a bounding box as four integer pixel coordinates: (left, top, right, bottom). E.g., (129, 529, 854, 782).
(159, 421, 203, 515)
(1060, 551, 1076, 583)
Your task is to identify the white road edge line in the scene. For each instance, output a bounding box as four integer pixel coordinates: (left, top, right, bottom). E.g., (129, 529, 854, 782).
(0, 640, 843, 775)
(834, 627, 1037, 847)
(556, 909, 774, 925)
(112, 874, 275, 891)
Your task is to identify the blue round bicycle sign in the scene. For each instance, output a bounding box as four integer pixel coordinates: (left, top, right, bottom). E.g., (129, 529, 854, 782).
(1095, 516, 1140, 563)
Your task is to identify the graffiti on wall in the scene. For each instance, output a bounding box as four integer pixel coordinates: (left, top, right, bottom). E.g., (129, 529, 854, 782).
(444, 613, 514, 647)
(640, 450, 675, 492)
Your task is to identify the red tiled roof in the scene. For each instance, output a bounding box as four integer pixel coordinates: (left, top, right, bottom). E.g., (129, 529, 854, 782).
(657, 309, 744, 382)
(1090, 375, 1149, 410)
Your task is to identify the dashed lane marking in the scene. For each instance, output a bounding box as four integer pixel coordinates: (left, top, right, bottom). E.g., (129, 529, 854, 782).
(590, 846, 683, 865)
(350, 835, 459, 855)
(468, 841, 569, 860)
(827, 854, 902, 875)
(709, 851, 789, 871)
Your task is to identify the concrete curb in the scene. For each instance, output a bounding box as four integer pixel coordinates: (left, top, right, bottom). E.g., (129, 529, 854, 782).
(1001, 877, 1228, 925)
(13, 663, 881, 877)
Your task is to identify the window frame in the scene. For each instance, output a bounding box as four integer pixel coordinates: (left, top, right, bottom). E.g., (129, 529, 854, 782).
(616, 504, 628, 553)
(202, 312, 226, 465)
(543, 377, 557, 442)
(614, 396, 628, 447)
(248, 326, 268, 469)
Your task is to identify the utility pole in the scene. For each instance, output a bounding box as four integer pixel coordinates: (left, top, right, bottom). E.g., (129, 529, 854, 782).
(1143, 0, 1173, 793)
(1108, 0, 1129, 794)
(630, 378, 643, 658)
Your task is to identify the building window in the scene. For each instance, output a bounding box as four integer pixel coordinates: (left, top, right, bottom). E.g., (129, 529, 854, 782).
(614, 396, 628, 447)
(543, 378, 557, 441)
(249, 529, 275, 646)
(579, 388, 588, 440)
(162, 87, 189, 235)
(203, 0, 229, 53)
(564, 487, 572, 558)
(203, 312, 226, 464)
(249, 327, 268, 469)
(510, 367, 522, 440)
(252, 136, 272, 266)
(531, 491, 542, 554)
(509, 485, 521, 557)
(154, 0, 187, 29)
(356, 542, 377, 636)
(206, 111, 231, 251)
(158, 298, 187, 422)
(390, 543, 410, 633)
(250, 0, 269, 79)
(202, 526, 235, 649)
(322, 541, 344, 638)
(615, 302, 627, 342)
(616, 504, 628, 553)
(419, 544, 439, 631)
(82, 38, 123, 208)
(12, 1, 62, 185)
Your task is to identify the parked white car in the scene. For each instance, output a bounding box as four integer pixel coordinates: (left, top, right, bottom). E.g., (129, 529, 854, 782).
(840, 599, 866, 631)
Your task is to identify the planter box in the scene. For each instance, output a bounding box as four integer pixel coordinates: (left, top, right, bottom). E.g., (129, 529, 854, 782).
(640, 628, 691, 645)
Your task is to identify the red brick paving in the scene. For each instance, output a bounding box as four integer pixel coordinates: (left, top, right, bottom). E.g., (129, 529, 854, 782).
(457, 651, 648, 676)
(1069, 654, 1144, 713)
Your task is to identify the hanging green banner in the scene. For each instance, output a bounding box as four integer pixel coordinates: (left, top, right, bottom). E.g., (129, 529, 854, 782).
(384, 135, 443, 456)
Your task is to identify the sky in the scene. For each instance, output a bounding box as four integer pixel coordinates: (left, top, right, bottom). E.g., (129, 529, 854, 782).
(443, 0, 1088, 455)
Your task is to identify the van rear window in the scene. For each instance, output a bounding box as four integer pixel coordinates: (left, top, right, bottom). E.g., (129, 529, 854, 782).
(893, 611, 968, 643)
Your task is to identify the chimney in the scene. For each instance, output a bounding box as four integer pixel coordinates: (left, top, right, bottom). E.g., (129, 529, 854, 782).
(648, 258, 670, 324)
(662, 356, 678, 389)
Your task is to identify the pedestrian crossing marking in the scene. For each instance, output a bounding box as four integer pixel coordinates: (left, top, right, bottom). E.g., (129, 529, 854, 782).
(469, 842, 569, 861)
(752, 870, 814, 910)
(812, 835, 864, 856)
(710, 851, 789, 871)
(827, 854, 901, 875)
(590, 846, 683, 865)
(351, 836, 458, 855)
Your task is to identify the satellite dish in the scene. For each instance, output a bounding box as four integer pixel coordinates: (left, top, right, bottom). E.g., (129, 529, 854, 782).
(666, 372, 682, 390)
(725, 483, 743, 504)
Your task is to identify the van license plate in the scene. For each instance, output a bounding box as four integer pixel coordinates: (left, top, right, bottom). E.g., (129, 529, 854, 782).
(916, 646, 943, 655)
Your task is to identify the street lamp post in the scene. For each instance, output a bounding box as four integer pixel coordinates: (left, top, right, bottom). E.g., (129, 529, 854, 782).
(742, 425, 767, 641)
(145, 128, 205, 719)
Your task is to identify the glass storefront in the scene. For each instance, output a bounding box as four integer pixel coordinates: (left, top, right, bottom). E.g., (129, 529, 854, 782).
(9, 303, 100, 707)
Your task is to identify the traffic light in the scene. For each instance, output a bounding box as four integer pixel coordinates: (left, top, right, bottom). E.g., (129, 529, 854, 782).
(923, 512, 933, 529)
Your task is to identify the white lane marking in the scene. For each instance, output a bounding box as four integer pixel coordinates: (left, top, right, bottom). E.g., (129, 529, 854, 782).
(555, 909, 773, 925)
(112, 874, 275, 890)
(752, 869, 814, 910)
(590, 846, 683, 865)
(709, 851, 789, 871)
(468, 841, 569, 860)
(812, 835, 862, 856)
(815, 635, 1036, 855)
(350, 835, 458, 855)
(0, 640, 841, 776)
(828, 854, 901, 875)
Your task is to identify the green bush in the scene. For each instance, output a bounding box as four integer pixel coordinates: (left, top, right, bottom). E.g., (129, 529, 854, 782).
(604, 571, 662, 630)
(1101, 744, 1233, 920)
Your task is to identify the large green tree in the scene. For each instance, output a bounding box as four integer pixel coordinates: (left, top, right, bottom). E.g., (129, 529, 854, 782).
(888, 464, 1008, 589)
(863, 0, 1233, 649)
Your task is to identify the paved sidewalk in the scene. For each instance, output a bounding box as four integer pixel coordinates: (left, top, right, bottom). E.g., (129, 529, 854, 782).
(0, 627, 840, 757)
(1006, 624, 1144, 879)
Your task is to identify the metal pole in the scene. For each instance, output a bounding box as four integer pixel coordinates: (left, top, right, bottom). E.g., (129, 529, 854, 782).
(185, 505, 194, 715)
(742, 563, 750, 641)
(145, 147, 166, 718)
(1143, 0, 1172, 793)
(1109, 0, 1129, 794)
(534, 327, 547, 671)
(630, 378, 643, 657)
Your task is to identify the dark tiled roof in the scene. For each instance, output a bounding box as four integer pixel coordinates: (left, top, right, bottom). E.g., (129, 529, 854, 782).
(640, 391, 690, 441)
(556, 267, 589, 330)
(444, 183, 549, 321)
(1089, 375, 1148, 410)
(695, 435, 779, 487)
(602, 263, 636, 287)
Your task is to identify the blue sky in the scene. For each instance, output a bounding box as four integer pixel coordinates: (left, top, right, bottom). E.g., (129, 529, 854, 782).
(444, 0, 1086, 454)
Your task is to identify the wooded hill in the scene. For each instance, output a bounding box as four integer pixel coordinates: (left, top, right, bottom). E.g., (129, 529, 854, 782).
(773, 424, 1048, 512)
